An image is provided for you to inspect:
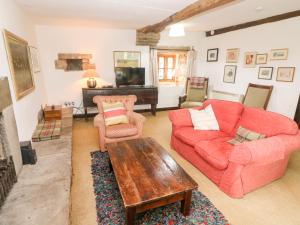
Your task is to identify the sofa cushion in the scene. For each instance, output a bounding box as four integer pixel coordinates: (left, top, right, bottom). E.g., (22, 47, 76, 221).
(203, 100, 244, 135)
(189, 105, 219, 131)
(174, 127, 228, 147)
(106, 124, 138, 138)
(195, 137, 234, 170)
(237, 107, 299, 137)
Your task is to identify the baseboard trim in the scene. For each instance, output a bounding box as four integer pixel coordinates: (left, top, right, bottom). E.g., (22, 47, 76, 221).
(73, 107, 179, 118)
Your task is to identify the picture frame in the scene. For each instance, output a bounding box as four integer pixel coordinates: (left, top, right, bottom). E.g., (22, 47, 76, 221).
(207, 48, 219, 62)
(256, 53, 268, 64)
(226, 48, 239, 63)
(276, 67, 295, 82)
(3, 29, 35, 100)
(258, 67, 273, 80)
(223, 65, 237, 83)
(113, 51, 141, 68)
(244, 52, 256, 68)
(270, 48, 288, 60)
(29, 46, 41, 73)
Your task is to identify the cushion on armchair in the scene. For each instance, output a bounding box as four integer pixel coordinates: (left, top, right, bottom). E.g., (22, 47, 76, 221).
(102, 101, 129, 126)
(106, 123, 138, 138)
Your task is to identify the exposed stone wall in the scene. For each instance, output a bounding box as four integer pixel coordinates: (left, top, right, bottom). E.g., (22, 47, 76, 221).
(55, 53, 96, 71)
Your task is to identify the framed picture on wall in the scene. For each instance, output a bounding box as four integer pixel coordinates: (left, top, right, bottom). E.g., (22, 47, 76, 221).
(3, 29, 35, 100)
(244, 52, 256, 68)
(226, 48, 239, 63)
(256, 53, 268, 64)
(207, 48, 219, 62)
(258, 67, 273, 80)
(270, 48, 288, 60)
(223, 65, 237, 83)
(276, 67, 295, 82)
(113, 51, 141, 68)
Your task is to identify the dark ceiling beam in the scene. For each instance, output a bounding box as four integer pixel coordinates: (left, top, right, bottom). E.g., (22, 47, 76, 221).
(138, 0, 237, 34)
(206, 10, 300, 37)
(136, 0, 238, 46)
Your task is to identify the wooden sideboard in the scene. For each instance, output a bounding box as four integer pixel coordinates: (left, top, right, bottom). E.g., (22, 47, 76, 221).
(82, 86, 158, 120)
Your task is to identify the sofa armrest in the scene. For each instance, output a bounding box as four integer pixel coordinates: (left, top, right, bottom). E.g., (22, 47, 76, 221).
(229, 134, 300, 165)
(94, 114, 106, 132)
(129, 112, 146, 136)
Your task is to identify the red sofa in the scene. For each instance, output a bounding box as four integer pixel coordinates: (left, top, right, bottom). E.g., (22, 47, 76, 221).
(169, 99, 300, 198)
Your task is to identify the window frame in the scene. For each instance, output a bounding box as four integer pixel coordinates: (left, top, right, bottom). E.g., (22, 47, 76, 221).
(157, 53, 177, 82)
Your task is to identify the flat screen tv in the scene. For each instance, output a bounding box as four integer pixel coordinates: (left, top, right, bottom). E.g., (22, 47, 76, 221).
(115, 67, 145, 87)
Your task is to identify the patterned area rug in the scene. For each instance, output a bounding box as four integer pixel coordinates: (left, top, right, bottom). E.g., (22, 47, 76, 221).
(91, 151, 229, 225)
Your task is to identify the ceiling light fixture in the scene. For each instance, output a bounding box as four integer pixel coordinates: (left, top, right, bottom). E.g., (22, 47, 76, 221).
(169, 24, 186, 37)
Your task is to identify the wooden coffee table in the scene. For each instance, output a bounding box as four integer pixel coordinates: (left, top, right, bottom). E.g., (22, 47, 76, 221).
(107, 137, 198, 225)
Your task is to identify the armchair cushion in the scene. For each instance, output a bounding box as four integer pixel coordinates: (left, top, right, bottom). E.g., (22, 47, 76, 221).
(106, 124, 138, 138)
(102, 101, 128, 126)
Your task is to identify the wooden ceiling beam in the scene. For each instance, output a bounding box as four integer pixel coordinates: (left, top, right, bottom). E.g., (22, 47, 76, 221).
(206, 10, 300, 37)
(138, 0, 237, 34)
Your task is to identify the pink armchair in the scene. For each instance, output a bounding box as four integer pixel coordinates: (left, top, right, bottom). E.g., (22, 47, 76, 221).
(93, 95, 146, 151)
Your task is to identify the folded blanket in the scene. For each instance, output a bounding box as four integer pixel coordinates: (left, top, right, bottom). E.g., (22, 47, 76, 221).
(190, 77, 206, 89)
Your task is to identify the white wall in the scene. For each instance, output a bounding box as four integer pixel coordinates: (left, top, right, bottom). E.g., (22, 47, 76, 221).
(35, 26, 202, 110)
(0, 0, 47, 141)
(196, 17, 300, 118)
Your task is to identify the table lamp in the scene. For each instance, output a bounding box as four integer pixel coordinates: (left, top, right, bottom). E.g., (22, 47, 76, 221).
(83, 69, 99, 88)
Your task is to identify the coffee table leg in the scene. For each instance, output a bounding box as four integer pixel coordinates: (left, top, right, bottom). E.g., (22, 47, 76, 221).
(109, 161, 113, 172)
(181, 190, 192, 216)
(126, 207, 136, 225)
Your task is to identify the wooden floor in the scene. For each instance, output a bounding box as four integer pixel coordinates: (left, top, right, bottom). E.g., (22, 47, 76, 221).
(71, 111, 300, 225)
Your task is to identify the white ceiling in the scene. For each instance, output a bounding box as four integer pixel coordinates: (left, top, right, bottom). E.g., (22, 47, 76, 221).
(16, 0, 300, 30)
(15, 0, 196, 28)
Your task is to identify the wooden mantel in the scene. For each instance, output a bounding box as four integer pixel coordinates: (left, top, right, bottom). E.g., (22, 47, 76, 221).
(136, 0, 237, 46)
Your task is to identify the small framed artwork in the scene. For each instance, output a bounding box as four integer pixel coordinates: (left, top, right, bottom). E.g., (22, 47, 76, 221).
(276, 67, 295, 82)
(256, 53, 268, 64)
(223, 65, 237, 83)
(207, 48, 219, 62)
(226, 48, 239, 63)
(29, 46, 41, 73)
(244, 52, 256, 67)
(113, 51, 141, 68)
(258, 67, 273, 80)
(270, 48, 288, 60)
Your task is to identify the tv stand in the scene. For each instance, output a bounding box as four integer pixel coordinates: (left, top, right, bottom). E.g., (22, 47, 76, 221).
(82, 86, 158, 120)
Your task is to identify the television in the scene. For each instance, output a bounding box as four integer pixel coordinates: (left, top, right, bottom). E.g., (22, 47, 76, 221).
(115, 67, 145, 87)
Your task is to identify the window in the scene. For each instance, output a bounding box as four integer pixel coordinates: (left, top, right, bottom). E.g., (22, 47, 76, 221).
(158, 54, 176, 82)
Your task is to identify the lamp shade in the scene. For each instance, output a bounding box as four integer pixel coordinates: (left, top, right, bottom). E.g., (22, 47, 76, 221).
(83, 69, 99, 78)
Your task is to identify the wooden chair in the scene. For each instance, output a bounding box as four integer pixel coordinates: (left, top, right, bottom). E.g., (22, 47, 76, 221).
(243, 83, 273, 110)
(178, 77, 209, 108)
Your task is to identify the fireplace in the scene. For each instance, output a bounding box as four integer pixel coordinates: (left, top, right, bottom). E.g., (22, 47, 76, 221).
(0, 77, 21, 208)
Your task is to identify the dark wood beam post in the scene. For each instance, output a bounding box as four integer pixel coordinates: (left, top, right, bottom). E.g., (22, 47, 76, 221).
(206, 10, 300, 37)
